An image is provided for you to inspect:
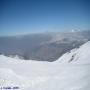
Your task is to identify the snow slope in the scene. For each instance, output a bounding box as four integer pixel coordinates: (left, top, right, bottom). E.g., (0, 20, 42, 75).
(0, 41, 90, 90)
(55, 41, 90, 64)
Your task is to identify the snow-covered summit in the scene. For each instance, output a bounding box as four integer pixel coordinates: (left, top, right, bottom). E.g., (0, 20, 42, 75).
(55, 41, 90, 64)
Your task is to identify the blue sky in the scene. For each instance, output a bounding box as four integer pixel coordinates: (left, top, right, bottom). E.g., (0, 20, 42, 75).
(0, 0, 90, 36)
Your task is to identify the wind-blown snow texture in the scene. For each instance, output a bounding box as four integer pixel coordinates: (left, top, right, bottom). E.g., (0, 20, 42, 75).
(0, 41, 90, 90)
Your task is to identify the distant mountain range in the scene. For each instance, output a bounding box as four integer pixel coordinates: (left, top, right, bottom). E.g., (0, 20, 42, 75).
(0, 30, 90, 61)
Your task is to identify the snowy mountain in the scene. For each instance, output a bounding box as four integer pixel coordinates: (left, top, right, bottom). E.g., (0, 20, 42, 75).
(0, 41, 90, 90)
(55, 41, 90, 64)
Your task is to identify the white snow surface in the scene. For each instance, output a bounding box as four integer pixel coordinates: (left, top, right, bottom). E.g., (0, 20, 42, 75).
(0, 41, 90, 90)
(55, 41, 90, 64)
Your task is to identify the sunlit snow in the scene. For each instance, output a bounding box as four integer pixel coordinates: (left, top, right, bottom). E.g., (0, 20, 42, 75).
(0, 41, 90, 90)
